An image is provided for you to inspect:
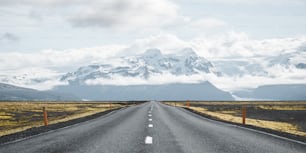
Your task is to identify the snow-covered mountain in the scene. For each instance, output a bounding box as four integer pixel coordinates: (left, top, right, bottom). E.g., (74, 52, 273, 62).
(60, 48, 220, 85)
(0, 68, 65, 90)
(2, 47, 304, 90)
(213, 48, 306, 78)
(1, 47, 306, 100)
(0, 48, 233, 101)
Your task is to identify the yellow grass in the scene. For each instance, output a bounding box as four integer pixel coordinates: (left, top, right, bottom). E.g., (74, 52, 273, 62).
(258, 105, 306, 110)
(165, 102, 306, 137)
(189, 106, 305, 136)
(0, 102, 131, 136)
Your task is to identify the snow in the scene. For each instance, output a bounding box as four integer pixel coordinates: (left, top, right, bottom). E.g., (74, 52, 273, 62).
(60, 48, 218, 85)
(0, 39, 305, 92)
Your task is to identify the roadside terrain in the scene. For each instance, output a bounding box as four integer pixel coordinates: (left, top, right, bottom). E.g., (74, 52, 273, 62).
(166, 101, 306, 139)
(0, 102, 305, 153)
(0, 102, 133, 137)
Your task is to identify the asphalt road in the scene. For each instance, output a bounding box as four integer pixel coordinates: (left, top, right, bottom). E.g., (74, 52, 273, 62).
(0, 101, 305, 153)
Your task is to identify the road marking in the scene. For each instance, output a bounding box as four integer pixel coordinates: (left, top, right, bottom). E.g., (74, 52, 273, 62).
(145, 136, 153, 144)
(149, 118, 152, 121)
(148, 114, 152, 117)
(148, 124, 153, 127)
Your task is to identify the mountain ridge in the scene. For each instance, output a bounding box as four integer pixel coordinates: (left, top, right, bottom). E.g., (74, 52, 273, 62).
(53, 81, 234, 101)
(61, 48, 220, 85)
(0, 83, 79, 101)
(233, 84, 306, 100)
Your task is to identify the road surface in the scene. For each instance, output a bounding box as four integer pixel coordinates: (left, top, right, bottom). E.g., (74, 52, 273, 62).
(0, 101, 305, 153)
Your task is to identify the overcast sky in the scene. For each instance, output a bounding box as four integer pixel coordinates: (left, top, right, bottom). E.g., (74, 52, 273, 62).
(1, 0, 306, 52)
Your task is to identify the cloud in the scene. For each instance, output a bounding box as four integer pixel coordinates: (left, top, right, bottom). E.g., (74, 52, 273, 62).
(0, 67, 67, 90)
(190, 18, 226, 29)
(203, 0, 306, 5)
(191, 32, 306, 59)
(0, 33, 19, 43)
(0, 0, 227, 34)
(0, 45, 126, 71)
(1, 32, 305, 71)
(69, 0, 179, 28)
(0, 0, 179, 29)
(0, 0, 85, 6)
(124, 34, 191, 55)
(85, 73, 205, 86)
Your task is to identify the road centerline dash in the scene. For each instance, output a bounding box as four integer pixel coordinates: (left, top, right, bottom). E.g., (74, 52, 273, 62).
(145, 136, 153, 144)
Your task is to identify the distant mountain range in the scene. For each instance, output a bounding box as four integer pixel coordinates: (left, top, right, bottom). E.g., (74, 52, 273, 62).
(0, 48, 306, 101)
(53, 81, 234, 101)
(0, 83, 78, 101)
(233, 84, 306, 101)
(2, 81, 306, 101)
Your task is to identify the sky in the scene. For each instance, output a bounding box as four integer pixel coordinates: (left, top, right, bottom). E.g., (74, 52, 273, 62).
(1, 0, 306, 52)
(0, 0, 306, 91)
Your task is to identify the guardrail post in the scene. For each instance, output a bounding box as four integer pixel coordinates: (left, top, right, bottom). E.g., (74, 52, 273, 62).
(43, 107, 48, 126)
(242, 106, 246, 125)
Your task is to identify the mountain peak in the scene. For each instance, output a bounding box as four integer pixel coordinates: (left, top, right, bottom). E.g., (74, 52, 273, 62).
(142, 48, 162, 58)
(181, 48, 197, 56)
(60, 48, 219, 85)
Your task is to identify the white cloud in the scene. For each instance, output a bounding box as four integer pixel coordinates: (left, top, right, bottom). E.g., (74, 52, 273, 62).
(0, 67, 67, 90)
(0, 0, 180, 29)
(204, 0, 306, 5)
(0, 45, 126, 71)
(210, 72, 306, 92)
(70, 0, 179, 29)
(124, 34, 191, 55)
(191, 32, 306, 59)
(190, 18, 226, 29)
(0, 32, 19, 43)
(1, 32, 305, 71)
(85, 73, 205, 86)
(0, 0, 87, 7)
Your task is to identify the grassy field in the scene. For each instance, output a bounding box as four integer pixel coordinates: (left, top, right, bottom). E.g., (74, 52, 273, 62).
(0, 102, 133, 136)
(165, 101, 306, 137)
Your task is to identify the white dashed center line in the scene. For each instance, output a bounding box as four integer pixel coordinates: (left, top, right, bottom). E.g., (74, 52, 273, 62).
(146, 105, 154, 144)
(145, 136, 153, 144)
